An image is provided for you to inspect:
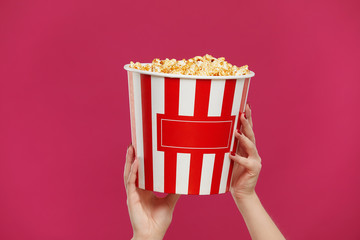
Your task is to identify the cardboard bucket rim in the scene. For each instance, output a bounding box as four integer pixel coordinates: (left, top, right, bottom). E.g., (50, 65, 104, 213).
(124, 64, 255, 80)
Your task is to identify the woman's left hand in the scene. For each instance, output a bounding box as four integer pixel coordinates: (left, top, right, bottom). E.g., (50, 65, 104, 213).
(124, 145, 180, 240)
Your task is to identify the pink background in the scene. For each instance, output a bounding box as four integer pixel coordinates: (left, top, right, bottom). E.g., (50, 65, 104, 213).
(1, 0, 359, 239)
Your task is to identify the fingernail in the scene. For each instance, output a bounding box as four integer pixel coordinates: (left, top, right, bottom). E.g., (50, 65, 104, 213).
(247, 103, 251, 109)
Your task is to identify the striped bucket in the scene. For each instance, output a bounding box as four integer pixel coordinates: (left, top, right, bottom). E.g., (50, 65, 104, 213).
(125, 64, 254, 195)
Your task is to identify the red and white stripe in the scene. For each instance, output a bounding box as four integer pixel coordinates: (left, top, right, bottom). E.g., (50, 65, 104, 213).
(128, 72, 251, 195)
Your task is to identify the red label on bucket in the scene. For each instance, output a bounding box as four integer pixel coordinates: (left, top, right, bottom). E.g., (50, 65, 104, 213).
(157, 114, 235, 153)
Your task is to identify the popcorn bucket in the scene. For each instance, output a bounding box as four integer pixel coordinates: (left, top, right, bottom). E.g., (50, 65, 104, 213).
(125, 64, 255, 195)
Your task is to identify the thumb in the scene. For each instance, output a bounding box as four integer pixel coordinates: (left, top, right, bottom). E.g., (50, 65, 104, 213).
(126, 159, 139, 194)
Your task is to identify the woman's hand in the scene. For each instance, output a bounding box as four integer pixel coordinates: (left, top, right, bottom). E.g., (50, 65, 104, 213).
(229, 104, 285, 239)
(124, 146, 180, 240)
(229, 104, 262, 202)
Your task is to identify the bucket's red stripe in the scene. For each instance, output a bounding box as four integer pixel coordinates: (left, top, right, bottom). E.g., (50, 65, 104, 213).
(141, 74, 153, 191)
(194, 80, 211, 116)
(128, 72, 139, 187)
(210, 153, 225, 194)
(188, 152, 204, 194)
(210, 79, 236, 194)
(221, 80, 237, 116)
(164, 78, 180, 115)
(188, 80, 211, 194)
(227, 78, 250, 191)
(164, 77, 180, 193)
(226, 114, 241, 192)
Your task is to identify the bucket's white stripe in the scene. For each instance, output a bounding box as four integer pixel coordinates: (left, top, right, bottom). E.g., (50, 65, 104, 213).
(199, 154, 215, 195)
(208, 80, 226, 117)
(219, 152, 230, 193)
(133, 72, 145, 189)
(176, 153, 191, 194)
(178, 79, 196, 116)
(242, 78, 251, 112)
(176, 79, 196, 194)
(218, 79, 246, 193)
(151, 76, 165, 192)
(231, 78, 245, 115)
(229, 79, 245, 151)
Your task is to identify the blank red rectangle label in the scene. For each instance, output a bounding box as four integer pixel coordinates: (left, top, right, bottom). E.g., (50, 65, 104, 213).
(159, 118, 233, 150)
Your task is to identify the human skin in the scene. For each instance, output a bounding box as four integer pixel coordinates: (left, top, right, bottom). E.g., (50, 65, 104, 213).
(124, 104, 284, 240)
(124, 146, 180, 240)
(229, 104, 285, 240)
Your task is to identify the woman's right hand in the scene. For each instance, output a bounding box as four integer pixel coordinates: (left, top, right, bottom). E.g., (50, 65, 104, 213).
(229, 104, 285, 240)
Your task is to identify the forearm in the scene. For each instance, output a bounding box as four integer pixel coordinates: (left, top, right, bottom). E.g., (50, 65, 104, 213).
(235, 193, 285, 240)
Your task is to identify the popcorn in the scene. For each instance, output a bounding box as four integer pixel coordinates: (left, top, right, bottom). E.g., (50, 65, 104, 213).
(129, 54, 250, 76)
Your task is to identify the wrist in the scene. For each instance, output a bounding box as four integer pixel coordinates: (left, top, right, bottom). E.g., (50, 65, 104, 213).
(132, 237, 160, 240)
(233, 192, 259, 210)
(232, 190, 257, 203)
(132, 233, 164, 240)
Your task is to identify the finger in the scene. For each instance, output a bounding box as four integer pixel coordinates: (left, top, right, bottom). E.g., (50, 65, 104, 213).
(165, 194, 181, 210)
(240, 114, 255, 144)
(126, 159, 139, 194)
(235, 130, 258, 157)
(124, 145, 135, 186)
(245, 103, 253, 129)
(229, 153, 261, 174)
